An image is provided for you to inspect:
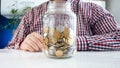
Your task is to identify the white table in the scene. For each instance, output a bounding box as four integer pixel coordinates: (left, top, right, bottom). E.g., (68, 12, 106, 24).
(0, 49, 120, 68)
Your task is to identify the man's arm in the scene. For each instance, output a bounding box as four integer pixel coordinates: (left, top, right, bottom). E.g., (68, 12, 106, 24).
(8, 12, 31, 49)
(77, 3, 120, 51)
(8, 2, 48, 51)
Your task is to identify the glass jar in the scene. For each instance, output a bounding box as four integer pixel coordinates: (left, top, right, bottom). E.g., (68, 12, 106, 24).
(42, 1, 76, 58)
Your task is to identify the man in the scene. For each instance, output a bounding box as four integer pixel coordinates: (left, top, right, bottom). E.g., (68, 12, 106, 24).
(8, 0, 120, 52)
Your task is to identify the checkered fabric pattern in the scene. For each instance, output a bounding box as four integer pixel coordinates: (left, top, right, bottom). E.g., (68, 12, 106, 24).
(8, 0, 120, 51)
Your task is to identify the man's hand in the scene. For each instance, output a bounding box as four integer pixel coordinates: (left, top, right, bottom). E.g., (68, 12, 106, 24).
(20, 32, 45, 52)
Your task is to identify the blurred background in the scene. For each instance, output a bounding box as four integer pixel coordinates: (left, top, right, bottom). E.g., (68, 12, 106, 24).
(0, 0, 120, 48)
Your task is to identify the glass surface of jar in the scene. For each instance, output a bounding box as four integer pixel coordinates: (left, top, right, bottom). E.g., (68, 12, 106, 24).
(43, 1, 76, 58)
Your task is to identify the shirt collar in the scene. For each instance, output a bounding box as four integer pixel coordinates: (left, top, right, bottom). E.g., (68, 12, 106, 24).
(50, 0, 82, 3)
(68, 0, 82, 3)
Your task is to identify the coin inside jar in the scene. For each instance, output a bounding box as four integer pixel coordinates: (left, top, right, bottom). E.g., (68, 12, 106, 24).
(43, 45, 48, 50)
(64, 27, 70, 39)
(54, 29, 61, 40)
(44, 27, 49, 33)
(55, 50, 63, 57)
(44, 38, 48, 44)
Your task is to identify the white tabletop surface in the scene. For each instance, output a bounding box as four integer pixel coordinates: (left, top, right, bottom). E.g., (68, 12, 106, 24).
(0, 49, 120, 68)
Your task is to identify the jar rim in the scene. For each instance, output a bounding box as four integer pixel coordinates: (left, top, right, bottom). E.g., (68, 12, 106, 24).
(48, 1, 71, 9)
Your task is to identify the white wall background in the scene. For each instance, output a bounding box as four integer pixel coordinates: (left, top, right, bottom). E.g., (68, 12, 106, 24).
(1, 0, 48, 16)
(1, 0, 106, 16)
(84, 0, 106, 8)
(106, 0, 120, 27)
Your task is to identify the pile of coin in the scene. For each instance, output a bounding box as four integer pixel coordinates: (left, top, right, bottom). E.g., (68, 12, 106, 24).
(43, 26, 76, 58)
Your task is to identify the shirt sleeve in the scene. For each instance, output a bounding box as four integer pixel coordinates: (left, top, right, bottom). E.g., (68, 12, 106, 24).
(77, 3, 120, 51)
(76, 36, 88, 51)
(7, 11, 32, 49)
(7, 2, 48, 49)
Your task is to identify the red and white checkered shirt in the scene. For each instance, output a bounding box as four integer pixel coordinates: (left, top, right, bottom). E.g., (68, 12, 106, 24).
(8, 0, 120, 51)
